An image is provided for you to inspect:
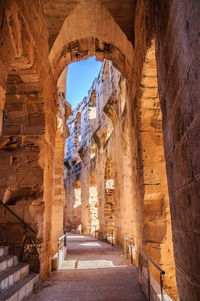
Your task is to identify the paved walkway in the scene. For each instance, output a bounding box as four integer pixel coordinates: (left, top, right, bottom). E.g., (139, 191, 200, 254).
(28, 233, 147, 301)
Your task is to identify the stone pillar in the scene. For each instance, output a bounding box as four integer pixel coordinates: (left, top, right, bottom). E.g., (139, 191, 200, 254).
(51, 90, 71, 255)
(139, 41, 176, 298)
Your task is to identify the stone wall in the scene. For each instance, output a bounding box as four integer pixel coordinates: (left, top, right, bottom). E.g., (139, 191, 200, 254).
(155, 1, 200, 300)
(0, 0, 58, 278)
(51, 79, 71, 255)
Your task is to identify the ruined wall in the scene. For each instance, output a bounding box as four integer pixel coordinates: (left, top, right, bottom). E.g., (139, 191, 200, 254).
(65, 97, 88, 232)
(0, 0, 57, 278)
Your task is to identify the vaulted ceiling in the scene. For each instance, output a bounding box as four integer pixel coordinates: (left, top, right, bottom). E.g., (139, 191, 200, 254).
(42, 0, 137, 49)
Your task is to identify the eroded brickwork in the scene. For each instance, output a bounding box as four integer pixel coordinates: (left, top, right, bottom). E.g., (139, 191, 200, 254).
(0, 0, 56, 278)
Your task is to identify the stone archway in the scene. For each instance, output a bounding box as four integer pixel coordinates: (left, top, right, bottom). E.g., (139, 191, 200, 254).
(48, 0, 137, 255)
(48, 0, 136, 266)
(49, 0, 135, 83)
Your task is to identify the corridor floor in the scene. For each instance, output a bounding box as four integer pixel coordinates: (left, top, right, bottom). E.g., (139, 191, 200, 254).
(27, 233, 147, 301)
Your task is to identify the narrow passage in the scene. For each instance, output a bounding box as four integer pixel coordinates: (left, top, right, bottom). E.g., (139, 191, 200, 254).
(28, 234, 147, 301)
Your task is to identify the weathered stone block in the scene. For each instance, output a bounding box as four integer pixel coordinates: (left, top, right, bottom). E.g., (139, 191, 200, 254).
(27, 103, 44, 113)
(17, 167, 44, 186)
(5, 115, 28, 126)
(28, 113, 45, 126)
(5, 102, 25, 113)
(171, 135, 193, 191)
(143, 222, 167, 243)
(2, 125, 21, 135)
(0, 152, 10, 166)
(21, 125, 44, 135)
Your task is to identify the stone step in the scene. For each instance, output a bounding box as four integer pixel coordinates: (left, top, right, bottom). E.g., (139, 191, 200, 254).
(0, 273, 39, 301)
(0, 263, 29, 293)
(0, 248, 9, 258)
(0, 255, 18, 273)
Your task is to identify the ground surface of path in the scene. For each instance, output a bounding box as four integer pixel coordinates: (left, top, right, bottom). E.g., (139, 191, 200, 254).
(27, 233, 147, 301)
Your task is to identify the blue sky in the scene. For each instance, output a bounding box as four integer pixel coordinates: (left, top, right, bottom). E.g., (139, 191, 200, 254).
(66, 57, 102, 108)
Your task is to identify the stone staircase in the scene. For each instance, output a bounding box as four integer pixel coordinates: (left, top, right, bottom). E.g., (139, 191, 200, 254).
(0, 246, 39, 301)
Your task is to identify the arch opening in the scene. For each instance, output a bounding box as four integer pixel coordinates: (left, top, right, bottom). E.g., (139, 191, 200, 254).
(63, 58, 135, 251)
